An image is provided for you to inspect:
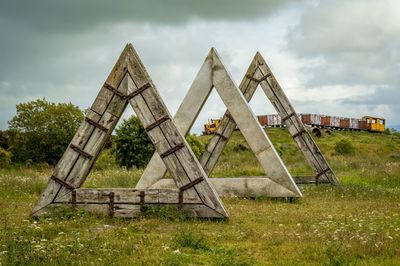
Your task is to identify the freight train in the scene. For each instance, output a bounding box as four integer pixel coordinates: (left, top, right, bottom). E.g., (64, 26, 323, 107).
(203, 114, 385, 135)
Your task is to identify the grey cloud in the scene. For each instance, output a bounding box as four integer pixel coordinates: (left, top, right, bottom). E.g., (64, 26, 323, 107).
(342, 87, 400, 106)
(0, 0, 293, 33)
(0, 1, 298, 130)
(286, 0, 400, 87)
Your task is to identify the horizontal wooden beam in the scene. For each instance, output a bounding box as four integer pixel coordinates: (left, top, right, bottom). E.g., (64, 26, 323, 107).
(55, 188, 203, 205)
(150, 177, 304, 198)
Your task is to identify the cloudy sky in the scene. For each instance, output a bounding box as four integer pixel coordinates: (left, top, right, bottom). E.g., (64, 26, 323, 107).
(1, 0, 399, 133)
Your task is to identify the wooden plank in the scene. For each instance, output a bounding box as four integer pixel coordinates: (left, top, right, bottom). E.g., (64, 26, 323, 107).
(151, 177, 302, 198)
(45, 203, 225, 219)
(125, 76, 201, 203)
(55, 188, 202, 204)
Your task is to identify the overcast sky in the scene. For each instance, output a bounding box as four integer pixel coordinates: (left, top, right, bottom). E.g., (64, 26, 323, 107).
(1, 0, 399, 133)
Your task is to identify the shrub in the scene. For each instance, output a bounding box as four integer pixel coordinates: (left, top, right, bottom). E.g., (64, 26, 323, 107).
(186, 134, 204, 159)
(113, 116, 154, 169)
(233, 142, 249, 152)
(0, 147, 11, 168)
(334, 139, 355, 155)
(8, 98, 83, 165)
(174, 231, 210, 250)
(93, 148, 117, 171)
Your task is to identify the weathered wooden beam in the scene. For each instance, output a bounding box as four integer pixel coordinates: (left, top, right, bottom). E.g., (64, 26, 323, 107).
(46, 202, 226, 219)
(151, 177, 302, 198)
(55, 188, 202, 204)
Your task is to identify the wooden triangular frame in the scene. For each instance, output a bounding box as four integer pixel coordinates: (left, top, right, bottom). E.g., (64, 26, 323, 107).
(32, 44, 228, 219)
(136, 49, 303, 198)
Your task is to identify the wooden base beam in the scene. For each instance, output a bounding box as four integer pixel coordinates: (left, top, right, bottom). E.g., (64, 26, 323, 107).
(150, 177, 304, 198)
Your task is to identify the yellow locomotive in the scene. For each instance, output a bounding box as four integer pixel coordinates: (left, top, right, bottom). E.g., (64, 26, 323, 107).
(362, 116, 386, 132)
(203, 119, 221, 135)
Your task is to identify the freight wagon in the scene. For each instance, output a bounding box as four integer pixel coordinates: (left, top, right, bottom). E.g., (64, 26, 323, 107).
(204, 114, 385, 134)
(259, 114, 385, 132)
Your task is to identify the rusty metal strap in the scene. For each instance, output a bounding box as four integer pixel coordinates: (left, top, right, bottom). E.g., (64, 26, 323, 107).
(225, 112, 234, 121)
(145, 115, 170, 131)
(126, 83, 151, 99)
(282, 112, 296, 122)
(160, 143, 185, 158)
(179, 176, 205, 192)
(291, 129, 306, 139)
(108, 192, 115, 217)
(70, 144, 93, 160)
(51, 175, 76, 191)
(139, 191, 145, 204)
(246, 73, 271, 83)
(316, 168, 330, 178)
(71, 190, 77, 206)
(85, 117, 108, 132)
(178, 176, 204, 205)
(215, 132, 228, 141)
(104, 83, 126, 98)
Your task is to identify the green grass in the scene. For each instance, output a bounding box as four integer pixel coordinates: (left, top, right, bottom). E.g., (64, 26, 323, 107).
(1, 129, 400, 265)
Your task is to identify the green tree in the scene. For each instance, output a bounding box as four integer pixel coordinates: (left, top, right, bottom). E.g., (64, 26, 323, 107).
(8, 98, 83, 165)
(113, 116, 154, 169)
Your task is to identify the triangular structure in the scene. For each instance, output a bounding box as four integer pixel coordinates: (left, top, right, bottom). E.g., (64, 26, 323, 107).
(200, 52, 339, 186)
(136, 49, 303, 198)
(32, 44, 228, 218)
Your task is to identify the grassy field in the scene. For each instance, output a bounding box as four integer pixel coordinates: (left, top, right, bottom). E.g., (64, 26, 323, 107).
(1, 128, 400, 265)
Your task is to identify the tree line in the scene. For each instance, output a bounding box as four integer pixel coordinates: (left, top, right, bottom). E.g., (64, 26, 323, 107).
(0, 98, 203, 169)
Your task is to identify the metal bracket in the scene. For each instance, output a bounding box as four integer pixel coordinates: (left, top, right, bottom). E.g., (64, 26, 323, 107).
(246, 73, 271, 83)
(315, 168, 330, 185)
(70, 144, 93, 160)
(71, 190, 77, 207)
(108, 192, 115, 217)
(145, 115, 170, 131)
(179, 176, 204, 192)
(103, 83, 126, 98)
(85, 117, 108, 132)
(139, 191, 145, 205)
(178, 176, 204, 207)
(126, 83, 151, 99)
(160, 143, 185, 158)
(51, 175, 76, 191)
(215, 132, 228, 141)
(225, 112, 234, 121)
(282, 112, 296, 122)
(291, 129, 306, 139)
